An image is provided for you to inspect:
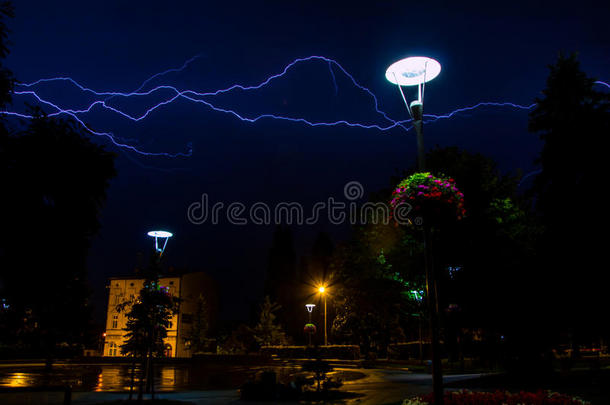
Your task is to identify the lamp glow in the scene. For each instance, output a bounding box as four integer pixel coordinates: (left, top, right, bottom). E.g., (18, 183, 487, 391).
(318, 286, 325, 293)
(305, 304, 316, 313)
(385, 57, 441, 86)
(147, 231, 173, 238)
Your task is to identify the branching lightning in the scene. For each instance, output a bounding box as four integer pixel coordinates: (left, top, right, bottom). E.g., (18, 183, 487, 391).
(2, 55, 607, 157)
(595, 80, 610, 89)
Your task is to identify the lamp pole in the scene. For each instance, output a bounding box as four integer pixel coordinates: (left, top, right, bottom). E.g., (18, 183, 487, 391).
(385, 57, 443, 405)
(412, 96, 443, 405)
(319, 286, 327, 346)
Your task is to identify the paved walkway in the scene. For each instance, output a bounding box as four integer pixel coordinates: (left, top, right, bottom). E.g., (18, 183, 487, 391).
(1, 369, 483, 405)
(72, 371, 482, 405)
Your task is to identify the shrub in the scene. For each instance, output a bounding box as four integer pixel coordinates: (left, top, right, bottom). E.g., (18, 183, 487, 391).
(388, 342, 429, 360)
(260, 345, 360, 360)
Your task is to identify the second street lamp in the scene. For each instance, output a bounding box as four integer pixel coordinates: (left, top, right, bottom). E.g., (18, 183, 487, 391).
(305, 304, 316, 346)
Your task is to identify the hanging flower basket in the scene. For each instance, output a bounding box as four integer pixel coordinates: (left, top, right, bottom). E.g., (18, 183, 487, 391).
(390, 172, 465, 224)
(304, 323, 317, 334)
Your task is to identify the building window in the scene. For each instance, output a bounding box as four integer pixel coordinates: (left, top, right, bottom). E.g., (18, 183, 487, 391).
(168, 321, 173, 329)
(112, 314, 118, 329)
(109, 342, 118, 356)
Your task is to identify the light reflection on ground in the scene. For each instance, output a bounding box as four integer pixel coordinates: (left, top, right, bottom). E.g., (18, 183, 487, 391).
(0, 363, 308, 392)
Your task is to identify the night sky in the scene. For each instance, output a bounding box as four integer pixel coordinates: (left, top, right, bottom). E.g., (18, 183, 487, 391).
(4, 1, 609, 322)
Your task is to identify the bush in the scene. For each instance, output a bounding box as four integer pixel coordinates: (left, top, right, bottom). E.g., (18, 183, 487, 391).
(388, 342, 429, 360)
(260, 345, 360, 360)
(240, 370, 302, 401)
(403, 390, 589, 405)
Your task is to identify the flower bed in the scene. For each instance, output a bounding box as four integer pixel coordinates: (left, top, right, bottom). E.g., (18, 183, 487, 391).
(402, 390, 589, 405)
(390, 172, 465, 224)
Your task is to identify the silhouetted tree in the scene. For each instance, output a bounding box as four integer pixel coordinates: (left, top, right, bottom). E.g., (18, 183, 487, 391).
(264, 226, 300, 338)
(424, 147, 536, 367)
(252, 296, 287, 347)
(183, 294, 210, 353)
(529, 53, 610, 348)
(330, 227, 410, 354)
(118, 259, 179, 401)
(310, 231, 334, 282)
(0, 1, 13, 108)
(0, 3, 116, 363)
(265, 225, 297, 298)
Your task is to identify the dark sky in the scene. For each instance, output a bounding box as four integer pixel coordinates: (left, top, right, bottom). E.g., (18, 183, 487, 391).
(4, 1, 609, 322)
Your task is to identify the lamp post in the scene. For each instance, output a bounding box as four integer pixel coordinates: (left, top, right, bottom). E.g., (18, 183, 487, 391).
(144, 229, 173, 401)
(305, 304, 316, 346)
(318, 286, 327, 346)
(386, 56, 443, 405)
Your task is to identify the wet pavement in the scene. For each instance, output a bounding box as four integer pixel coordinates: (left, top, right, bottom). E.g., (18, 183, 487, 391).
(70, 370, 481, 404)
(0, 362, 483, 405)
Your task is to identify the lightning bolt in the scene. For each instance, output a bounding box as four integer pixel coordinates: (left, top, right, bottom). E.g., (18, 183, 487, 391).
(2, 56, 606, 157)
(595, 80, 610, 89)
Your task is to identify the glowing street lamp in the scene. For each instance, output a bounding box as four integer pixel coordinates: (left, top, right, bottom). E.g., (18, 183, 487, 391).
(386, 56, 443, 404)
(305, 304, 315, 320)
(385, 56, 441, 171)
(147, 230, 173, 257)
(318, 286, 328, 346)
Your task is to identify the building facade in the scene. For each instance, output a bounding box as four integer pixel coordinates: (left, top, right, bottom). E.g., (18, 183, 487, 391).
(103, 272, 216, 358)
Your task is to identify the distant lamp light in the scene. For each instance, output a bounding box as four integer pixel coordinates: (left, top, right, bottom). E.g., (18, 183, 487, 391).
(305, 304, 316, 313)
(147, 230, 173, 256)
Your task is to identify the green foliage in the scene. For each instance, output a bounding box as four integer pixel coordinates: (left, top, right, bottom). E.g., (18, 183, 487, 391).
(252, 296, 288, 347)
(118, 264, 179, 358)
(217, 324, 256, 354)
(331, 145, 537, 358)
(487, 197, 530, 241)
(329, 216, 420, 353)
